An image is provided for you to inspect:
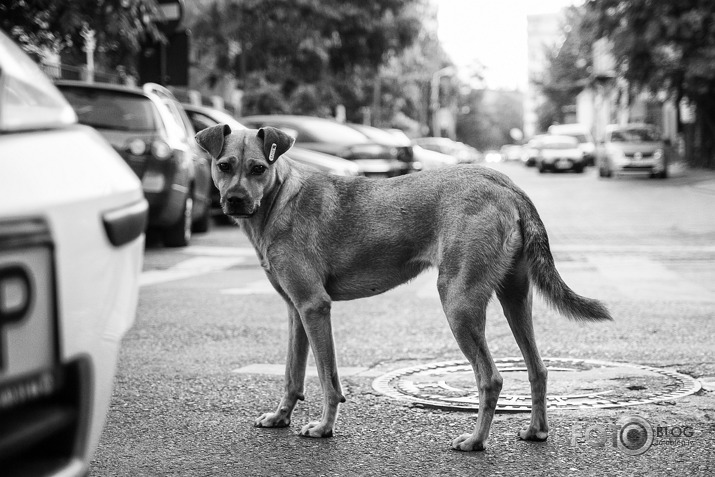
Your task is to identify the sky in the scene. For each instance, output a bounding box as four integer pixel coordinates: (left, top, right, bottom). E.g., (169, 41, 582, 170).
(436, 0, 581, 91)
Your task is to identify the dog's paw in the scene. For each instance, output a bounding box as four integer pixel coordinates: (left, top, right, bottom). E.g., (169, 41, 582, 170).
(518, 427, 549, 441)
(254, 412, 290, 428)
(450, 433, 486, 452)
(298, 421, 333, 438)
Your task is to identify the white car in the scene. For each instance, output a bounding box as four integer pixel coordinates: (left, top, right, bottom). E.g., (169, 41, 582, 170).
(0, 31, 146, 475)
(535, 135, 587, 173)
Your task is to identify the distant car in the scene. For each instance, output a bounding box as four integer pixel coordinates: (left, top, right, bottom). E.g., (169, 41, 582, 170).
(535, 135, 586, 173)
(521, 135, 549, 167)
(500, 144, 522, 162)
(56, 81, 212, 247)
(548, 124, 595, 166)
(181, 104, 361, 215)
(412, 145, 459, 170)
(346, 123, 418, 171)
(484, 150, 503, 163)
(0, 31, 145, 475)
(413, 137, 481, 164)
(597, 124, 668, 179)
(240, 115, 410, 177)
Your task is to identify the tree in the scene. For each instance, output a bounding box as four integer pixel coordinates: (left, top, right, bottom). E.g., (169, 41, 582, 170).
(1, 0, 164, 76)
(585, 0, 715, 168)
(537, 6, 594, 130)
(189, 0, 425, 120)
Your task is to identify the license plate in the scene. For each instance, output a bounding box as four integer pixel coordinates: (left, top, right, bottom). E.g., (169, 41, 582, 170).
(556, 159, 571, 169)
(0, 237, 58, 388)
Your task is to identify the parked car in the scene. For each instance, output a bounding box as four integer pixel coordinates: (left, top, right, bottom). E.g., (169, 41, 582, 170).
(182, 104, 360, 177)
(240, 115, 410, 177)
(500, 144, 523, 162)
(535, 135, 587, 173)
(484, 150, 503, 163)
(55, 81, 212, 247)
(548, 123, 596, 166)
(521, 135, 549, 167)
(412, 145, 459, 170)
(346, 123, 418, 171)
(413, 137, 481, 163)
(181, 104, 360, 216)
(597, 124, 669, 179)
(0, 30, 145, 475)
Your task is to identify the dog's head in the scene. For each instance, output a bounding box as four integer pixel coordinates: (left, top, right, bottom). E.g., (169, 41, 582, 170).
(195, 124, 295, 218)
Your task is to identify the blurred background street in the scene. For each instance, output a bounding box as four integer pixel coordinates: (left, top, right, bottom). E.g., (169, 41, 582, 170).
(3, 0, 715, 475)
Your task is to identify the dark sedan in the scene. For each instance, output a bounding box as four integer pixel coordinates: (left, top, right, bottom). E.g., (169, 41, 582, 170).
(240, 115, 411, 177)
(57, 81, 212, 246)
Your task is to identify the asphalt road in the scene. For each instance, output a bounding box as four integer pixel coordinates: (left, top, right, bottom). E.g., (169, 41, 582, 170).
(91, 162, 715, 476)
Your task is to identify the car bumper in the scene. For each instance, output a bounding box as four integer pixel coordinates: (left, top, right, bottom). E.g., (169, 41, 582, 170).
(0, 126, 144, 476)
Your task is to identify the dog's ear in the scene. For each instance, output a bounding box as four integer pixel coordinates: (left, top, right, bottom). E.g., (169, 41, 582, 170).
(257, 126, 295, 164)
(195, 123, 231, 158)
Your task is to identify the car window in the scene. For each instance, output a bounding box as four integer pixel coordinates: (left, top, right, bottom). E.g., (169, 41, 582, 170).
(298, 120, 369, 145)
(611, 128, 660, 142)
(59, 87, 159, 132)
(186, 110, 217, 132)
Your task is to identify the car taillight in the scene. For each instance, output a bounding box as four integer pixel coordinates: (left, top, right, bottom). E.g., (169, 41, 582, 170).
(127, 139, 147, 156)
(151, 140, 172, 160)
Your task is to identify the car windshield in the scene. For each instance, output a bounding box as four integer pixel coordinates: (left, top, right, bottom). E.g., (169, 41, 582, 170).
(542, 136, 578, 149)
(610, 128, 660, 142)
(300, 120, 369, 144)
(59, 87, 158, 132)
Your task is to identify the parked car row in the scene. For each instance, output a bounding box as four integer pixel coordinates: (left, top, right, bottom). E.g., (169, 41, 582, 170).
(521, 123, 669, 179)
(55, 80, 211, 247)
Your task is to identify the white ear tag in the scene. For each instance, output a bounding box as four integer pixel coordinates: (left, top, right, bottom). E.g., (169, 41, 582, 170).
(269, 143, 277, 162)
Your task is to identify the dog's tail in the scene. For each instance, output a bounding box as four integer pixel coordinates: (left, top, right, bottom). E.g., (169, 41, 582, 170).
(514, 189, 612, 322)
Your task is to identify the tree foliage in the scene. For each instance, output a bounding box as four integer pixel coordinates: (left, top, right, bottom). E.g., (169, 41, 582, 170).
(189, 0, 426, 121)
(1, 0, 163, 73)
(537, 6, 594, 130)
(585, 0, 715, 166)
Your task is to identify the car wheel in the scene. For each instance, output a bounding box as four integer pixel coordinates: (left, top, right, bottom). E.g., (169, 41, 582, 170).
(574, 164, 585, 173)
(538, 163, 547, 173)
(163, 195, 193, 247)
(650, 169, 668, 179)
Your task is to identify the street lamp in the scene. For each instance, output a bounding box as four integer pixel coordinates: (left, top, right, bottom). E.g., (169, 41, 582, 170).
(430, 66, 456, 137)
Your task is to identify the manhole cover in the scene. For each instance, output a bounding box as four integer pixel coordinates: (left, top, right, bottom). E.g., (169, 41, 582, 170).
(372, 357, 701, 412)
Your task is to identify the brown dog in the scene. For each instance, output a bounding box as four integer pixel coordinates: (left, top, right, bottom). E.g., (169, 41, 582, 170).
(195, 124, 612, 451)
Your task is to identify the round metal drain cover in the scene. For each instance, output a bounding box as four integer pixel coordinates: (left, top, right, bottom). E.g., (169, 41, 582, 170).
(372, 357, 701, 412)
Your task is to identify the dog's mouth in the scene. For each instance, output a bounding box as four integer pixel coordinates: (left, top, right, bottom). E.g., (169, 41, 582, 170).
(225, 209, 256, 219)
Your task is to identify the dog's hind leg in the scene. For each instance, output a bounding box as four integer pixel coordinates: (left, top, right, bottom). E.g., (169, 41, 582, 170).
(496, 257, 549, 441)
(438, 264, 503, 452)
(255, 303, 309, 429)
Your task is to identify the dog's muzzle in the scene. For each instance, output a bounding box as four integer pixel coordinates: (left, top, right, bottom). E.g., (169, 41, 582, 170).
(223, 196, 256, 218)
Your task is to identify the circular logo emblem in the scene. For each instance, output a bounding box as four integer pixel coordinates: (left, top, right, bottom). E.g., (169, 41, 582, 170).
(372, 357, 701, 412)
(616, 415, 654, 455)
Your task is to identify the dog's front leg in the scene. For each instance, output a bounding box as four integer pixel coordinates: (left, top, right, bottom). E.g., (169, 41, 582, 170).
(296, 294, 345, 438)
(255, 304, 309, 428)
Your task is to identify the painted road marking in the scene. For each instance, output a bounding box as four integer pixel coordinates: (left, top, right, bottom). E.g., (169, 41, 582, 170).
(233, 363, 383, 378)
(140, 256, 245, 287)
(221, 279, 276, 295)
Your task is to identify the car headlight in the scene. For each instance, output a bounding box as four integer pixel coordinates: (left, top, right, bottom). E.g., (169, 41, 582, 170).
(654, 149, 663, 161)
(127, 139, 147, 156)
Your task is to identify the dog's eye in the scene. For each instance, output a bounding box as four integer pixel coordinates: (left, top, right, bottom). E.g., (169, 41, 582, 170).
(217, 162, 230, 173)
(250, 165, 267, 175)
